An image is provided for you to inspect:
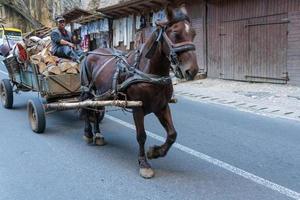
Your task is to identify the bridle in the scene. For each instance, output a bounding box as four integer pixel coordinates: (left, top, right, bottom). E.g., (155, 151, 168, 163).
(145, 18, 196, 78)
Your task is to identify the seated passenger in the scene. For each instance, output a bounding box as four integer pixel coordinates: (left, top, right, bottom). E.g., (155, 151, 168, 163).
(51, 16, 83, 63)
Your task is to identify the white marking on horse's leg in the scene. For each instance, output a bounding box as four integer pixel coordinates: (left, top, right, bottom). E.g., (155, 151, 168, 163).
(185, 23, 190, 33)
(106, 114, 300, 200)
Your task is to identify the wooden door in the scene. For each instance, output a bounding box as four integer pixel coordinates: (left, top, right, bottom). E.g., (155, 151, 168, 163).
(247, 14, 288, 83)
(220, 20, 248, 80)
(220, 14, 288, 83)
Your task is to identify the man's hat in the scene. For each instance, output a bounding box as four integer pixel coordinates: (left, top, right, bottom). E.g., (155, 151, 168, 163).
(55, 16, 65, 22)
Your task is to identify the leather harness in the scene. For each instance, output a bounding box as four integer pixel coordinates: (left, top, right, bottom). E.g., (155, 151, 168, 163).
(81, 16, 195, 100)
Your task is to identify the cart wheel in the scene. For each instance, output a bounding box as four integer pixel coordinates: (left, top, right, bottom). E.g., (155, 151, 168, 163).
(0, 79, 13, 109)
(27, 98, 46, 133)
(99, 107, 105, 122)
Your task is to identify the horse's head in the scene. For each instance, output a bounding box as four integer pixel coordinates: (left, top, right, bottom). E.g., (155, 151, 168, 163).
(151, 4, 199, 80)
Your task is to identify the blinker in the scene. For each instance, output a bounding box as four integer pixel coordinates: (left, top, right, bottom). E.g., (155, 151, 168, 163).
(173, 44, 196, 54)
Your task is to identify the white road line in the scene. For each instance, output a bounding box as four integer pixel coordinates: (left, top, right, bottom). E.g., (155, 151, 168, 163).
(0, 69, 8, 76)
(106, 114, 300, 200)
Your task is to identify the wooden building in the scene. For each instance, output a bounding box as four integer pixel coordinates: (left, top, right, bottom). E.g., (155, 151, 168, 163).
(97, 0, 207, 72)
(206, 0, 300, 85)
(97, 0, 300, 86)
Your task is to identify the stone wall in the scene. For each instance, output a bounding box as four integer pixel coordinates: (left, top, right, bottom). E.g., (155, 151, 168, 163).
(0, 0, 131, 32)
(0, 0, 85, 32)
(99, 0, 124, 8)
(0, 5, 29, 31)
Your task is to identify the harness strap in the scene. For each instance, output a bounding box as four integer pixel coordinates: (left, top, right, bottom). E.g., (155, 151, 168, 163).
(118, 72, 172, 92)
(88, 57, 115, 91)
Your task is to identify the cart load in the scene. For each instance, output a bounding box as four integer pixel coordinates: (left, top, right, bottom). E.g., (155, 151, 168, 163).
(21, 36, 81, 76)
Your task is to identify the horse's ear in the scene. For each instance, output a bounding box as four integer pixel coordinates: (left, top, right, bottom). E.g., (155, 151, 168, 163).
(179, 4, 188, 16)
(165, 3, 175, 21)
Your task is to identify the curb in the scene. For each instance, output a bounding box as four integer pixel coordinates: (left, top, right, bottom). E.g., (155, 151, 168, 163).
(175, 90, 300, 122)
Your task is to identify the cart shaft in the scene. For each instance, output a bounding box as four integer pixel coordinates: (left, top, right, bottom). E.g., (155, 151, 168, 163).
(45, 100, 143, 110)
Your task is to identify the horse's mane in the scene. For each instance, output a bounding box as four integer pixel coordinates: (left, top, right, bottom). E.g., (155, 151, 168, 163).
(143, 29, 161, 59)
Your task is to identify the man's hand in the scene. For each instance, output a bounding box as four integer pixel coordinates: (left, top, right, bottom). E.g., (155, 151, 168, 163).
(60, 39, 76, 48)
(68, 42, 76, 49)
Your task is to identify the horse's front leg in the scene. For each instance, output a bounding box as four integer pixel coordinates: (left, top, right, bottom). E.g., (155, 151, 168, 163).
(133, 109, 155, 179)
(147, 105, 177, 159)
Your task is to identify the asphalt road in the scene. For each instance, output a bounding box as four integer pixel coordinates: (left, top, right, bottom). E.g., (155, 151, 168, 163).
(0, 61, 300, 200)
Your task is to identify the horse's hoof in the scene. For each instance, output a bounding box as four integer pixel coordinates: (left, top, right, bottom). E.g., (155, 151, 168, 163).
(94, 137, 107, 146)
(94, 133, 107, 146)
(83, 135, 93, 144)
(139, 168, 155, 179)
(147, 146, 161, 160)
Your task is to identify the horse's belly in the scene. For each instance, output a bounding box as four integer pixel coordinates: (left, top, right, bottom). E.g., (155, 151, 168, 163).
(127, 83, 173, 114)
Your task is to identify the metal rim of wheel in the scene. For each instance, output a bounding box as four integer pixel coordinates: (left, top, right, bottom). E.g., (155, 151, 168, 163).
(0, 82, 6, 106)
(27, 99, 46, 134)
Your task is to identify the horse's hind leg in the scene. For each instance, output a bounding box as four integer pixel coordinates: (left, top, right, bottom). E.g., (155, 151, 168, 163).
(147, 105, 177, 159)
(133, 109, 155, 179)
(83, 117, 93, 144)
(93, 111, 106, 146)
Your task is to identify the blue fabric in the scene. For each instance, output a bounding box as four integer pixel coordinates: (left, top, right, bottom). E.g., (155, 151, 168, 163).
(54, 46, 83, 61)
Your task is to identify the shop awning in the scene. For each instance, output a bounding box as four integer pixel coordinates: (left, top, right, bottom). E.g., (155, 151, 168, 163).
(72, 13, 109, 24)
(97, 0, 171, 18)
(62, 8, 92, 23)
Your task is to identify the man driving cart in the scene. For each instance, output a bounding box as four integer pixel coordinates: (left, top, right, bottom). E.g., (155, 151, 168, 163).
(51, 16, 83, 63)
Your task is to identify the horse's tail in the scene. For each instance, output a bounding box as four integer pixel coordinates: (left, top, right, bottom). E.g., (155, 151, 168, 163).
(79, 56, 93, 119)
(80, 56, 90, 90)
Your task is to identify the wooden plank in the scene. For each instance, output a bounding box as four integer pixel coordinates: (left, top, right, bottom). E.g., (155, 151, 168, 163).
(287, 11, 300, 85)
(186, 0, 206, 73)
(288, 0, 300, 12)
(220, 21, 235, 79)
(207, 2, 221, 78)
(232, 20, 248, 80)
(246, 14, 288, 83)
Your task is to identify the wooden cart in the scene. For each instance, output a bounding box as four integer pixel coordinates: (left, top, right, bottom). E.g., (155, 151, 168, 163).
(0, 55, 142, 133)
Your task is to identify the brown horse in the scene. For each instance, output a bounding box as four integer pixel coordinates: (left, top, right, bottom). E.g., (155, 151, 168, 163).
(80, 3, 199, 178)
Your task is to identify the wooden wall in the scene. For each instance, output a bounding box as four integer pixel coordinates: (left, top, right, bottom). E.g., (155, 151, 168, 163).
(186, 0, 206, 73)
(207, 2, 221, 79)
(288, 11, 300, 85)
(206, 0, 300, 85)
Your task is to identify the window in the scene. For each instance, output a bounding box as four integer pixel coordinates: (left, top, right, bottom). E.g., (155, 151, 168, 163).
(4, 31, 21, 37)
